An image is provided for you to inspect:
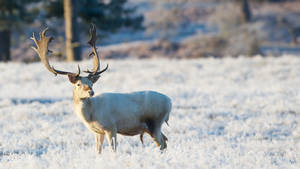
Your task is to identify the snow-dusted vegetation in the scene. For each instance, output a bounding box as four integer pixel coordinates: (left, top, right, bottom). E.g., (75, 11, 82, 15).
(0, 56, 299, 168)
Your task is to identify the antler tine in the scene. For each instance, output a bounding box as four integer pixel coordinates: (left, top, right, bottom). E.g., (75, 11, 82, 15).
(31, 27, 79, 76)
(84, 24, 100, 74)
(95, 64, 108, 75)
(84, 24, 108, 76)
(87, 64, 109, 78)
(88, 23, 97, 47)
(76, 65, 81, 76)
(40, 27, 48, 39)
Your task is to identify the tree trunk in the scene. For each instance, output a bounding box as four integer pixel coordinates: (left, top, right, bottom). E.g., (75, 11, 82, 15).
(241, 0, 252, 23)
(0, 29, 11, 61)
(64, 0, 81, 61)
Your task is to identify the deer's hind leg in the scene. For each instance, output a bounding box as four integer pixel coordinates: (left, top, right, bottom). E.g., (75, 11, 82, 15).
(145, 119, 166, 150)
(161, 132, 168, 149)
(139, 122, 150, 144)
(152, 127, 167, 150)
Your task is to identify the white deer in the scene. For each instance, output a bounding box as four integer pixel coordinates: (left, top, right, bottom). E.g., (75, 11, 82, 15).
(31, 25, 172, 153)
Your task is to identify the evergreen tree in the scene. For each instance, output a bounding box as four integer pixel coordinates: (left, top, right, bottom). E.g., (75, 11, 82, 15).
(44, 0, 144, 61)
(241, 0, 251, 23)
(0, 0, 39, 61)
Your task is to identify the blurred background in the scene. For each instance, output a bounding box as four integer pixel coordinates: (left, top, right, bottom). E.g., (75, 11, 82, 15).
(0, 0, 300, 62)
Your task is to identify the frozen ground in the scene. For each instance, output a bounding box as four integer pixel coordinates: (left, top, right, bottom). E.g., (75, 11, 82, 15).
(0, 56, 299, 169)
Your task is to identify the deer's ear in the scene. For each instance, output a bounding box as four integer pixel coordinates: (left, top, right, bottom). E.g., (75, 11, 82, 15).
(89, 75, 100, 83)
(68, 75, 79, 84)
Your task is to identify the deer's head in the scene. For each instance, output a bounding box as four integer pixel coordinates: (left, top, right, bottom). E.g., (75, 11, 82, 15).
(31, 24, 108, 99)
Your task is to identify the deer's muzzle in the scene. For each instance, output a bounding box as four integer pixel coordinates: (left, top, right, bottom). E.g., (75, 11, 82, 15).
(89, 90, 94, 96)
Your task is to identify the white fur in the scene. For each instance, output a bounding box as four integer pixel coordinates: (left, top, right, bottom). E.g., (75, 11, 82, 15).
(72, 77, 171, 153)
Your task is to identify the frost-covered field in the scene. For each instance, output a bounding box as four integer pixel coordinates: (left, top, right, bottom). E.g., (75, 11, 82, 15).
(0, 56, 299, 169)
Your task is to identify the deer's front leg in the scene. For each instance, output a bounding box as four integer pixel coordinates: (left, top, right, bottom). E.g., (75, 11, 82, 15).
(95, 133, 105, 154)
(105, 129, 117, 152)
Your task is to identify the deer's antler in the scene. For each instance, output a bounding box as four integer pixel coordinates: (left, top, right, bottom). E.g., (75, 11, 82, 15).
(84, 24, 108, 77)
(31, 28, 80, 77)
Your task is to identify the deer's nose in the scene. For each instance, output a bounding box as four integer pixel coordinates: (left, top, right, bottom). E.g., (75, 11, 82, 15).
(88, 90, 94, 96)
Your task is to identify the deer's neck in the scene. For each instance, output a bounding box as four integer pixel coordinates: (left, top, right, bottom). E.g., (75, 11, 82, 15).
(73, 91, 93, 122)
(73, 91, 105, 134)
(73, 90, 82, 105)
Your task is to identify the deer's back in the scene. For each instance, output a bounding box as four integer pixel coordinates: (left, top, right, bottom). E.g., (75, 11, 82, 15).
(91, 91, 171, 124)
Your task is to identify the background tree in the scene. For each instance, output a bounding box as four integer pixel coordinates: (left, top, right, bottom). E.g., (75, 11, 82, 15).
(64, 0, 81, 61)
(0, 0, 39, 61)
(241, 0, 251, 23)
(44, 0, 144, 61)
